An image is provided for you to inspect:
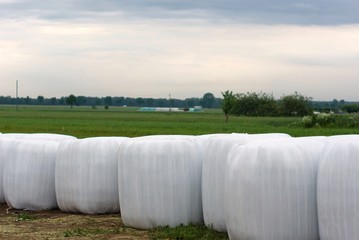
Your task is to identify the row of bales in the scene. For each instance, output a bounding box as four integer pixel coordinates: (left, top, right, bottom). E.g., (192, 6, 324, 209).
(0, 132, 358, 240)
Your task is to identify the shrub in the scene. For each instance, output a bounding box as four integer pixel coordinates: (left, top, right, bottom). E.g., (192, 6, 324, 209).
(279, 92, 313, 116)
(342, 104, 359, 113)
(301, 114, 359, 128)
(302, 115, 314, 128)
(347, 115, 359, 127)
(231, 92, 278, 116)
(316, 113, 335, 127)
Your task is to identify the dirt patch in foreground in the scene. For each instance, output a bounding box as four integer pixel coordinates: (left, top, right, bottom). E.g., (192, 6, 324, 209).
(0, 204, 148, 240)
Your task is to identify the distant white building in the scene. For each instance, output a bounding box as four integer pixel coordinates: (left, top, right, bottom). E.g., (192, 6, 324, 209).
(139, 107, 202, 112)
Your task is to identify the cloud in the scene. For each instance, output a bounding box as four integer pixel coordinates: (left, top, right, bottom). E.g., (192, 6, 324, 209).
(1, 14, 358, 100)
(1, 1, 359, 100)
(0, 0, 358, 25)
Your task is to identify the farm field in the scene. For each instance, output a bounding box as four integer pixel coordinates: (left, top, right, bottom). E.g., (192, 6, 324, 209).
(1, 105, 359, 137)
(0, 105, 359, 239)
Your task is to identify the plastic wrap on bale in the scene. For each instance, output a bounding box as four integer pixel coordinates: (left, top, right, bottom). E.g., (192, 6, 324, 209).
(0, 138, 19, 203)
(201, 133, 291, 232)
(317, 136, 359, 240)
(0, 133, 76, 141)
(3, 140, 59, 210)
(225, 138, 325, 240)
(118, 136, 204, 229)
(55, 137, 128, 214)
(0, 133, 28, 140)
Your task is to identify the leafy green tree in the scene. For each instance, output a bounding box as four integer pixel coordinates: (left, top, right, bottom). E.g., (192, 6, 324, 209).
(279, 92, 313, 116)
(114, 97, 125, 106)
(104, 96, 112, 106)
(231, 92, 278, 116)
(342, 104, 359, 113)
(94, 97, 102, 106)
(76, 96, 87, 106)
(201, 92, 215, 108)
(331, 99, 339, 110)
(25, 96, 30, 104)
(66, 94, 77, 109)
(37, 95, 44, 105)
(146, 98, 154, 107)
(50, 97, 57, 105)
(221, 90, 236, 123)
(59, 97, 65, 105)
(136, 97, 145, 106)
(185, 98, 195, 108)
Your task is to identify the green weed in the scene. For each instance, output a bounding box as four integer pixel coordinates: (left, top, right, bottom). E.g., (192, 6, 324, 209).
(63, 227, 109, 237)
(149, 224, 229, 240)
(16, 213, 37, 221)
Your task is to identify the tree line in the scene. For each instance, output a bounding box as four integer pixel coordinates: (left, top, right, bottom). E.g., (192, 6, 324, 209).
(1, 92, 358, 114)
(0, 93, 221, 109)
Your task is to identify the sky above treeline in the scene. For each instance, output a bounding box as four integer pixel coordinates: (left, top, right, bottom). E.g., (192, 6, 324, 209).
(1, 0, 359, 100)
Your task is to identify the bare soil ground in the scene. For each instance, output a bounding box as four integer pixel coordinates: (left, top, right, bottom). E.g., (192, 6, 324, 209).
(0, 204, 149, 240)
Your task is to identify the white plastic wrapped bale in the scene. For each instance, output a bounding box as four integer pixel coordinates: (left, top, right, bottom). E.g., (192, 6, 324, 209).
(134, 135, 194, 140)
(118, 136, 204, 229)
(317, 136, 359, 240)
(0, 138, 19, 203)
(3, 140, 59, 210)
(0, 133, 30, 139)
(226, 138, 324, 240)
(55, 137, 128, 214)
(0, 133, 76, 141)
(296, 136, 328, 141)
(327, 134, 359, 141)
(201, 133, 291, 232)
(22, 133, 76, 141)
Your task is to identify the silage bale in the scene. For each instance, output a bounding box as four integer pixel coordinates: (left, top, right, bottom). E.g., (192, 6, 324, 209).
(317, 136, 359, 240)
(118, 136, 204, 229)
(22, 133, 76, 141)
(1, 133, 76, 141)
(0, 133, 75, 204)
(55, 137, 128, 214)
(226, 138, 324, 240)
(0, 138, 19, 203)
(296, 136, 328, 141)
(327, 134, 359, 141)
(0, 133, 30, 140)
(201, 133, 291, 232)
(134, 134, 194, 140)
(3, 140, 59, 210)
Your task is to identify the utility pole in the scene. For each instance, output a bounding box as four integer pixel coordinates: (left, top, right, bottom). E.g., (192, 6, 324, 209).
(16, 80, 19, 111)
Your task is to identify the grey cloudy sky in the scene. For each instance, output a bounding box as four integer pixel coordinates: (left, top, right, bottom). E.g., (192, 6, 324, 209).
(1, 0, 359, 100)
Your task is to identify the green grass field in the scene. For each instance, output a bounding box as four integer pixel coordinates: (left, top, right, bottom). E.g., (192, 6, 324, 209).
(1, 105, 358, 138)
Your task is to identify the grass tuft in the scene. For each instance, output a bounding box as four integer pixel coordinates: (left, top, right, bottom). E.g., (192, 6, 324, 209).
(16, 213, 37, 221)
(149, 224, 229, 240)
(63, 227, 110, 237)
